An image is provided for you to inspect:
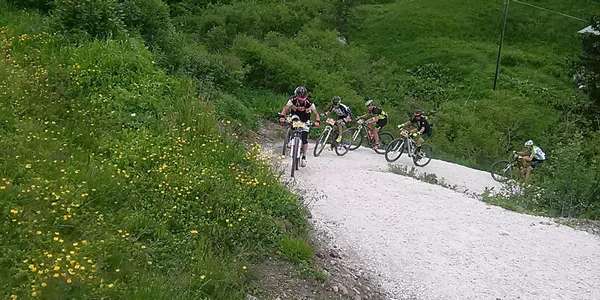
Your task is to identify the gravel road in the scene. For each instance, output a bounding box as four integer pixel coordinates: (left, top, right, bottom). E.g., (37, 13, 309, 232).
(281, 145, 600, 300)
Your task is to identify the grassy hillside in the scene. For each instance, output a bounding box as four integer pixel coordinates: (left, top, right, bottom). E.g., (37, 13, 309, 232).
(0, 3, 309, 299)
(351, 0, 598, 163)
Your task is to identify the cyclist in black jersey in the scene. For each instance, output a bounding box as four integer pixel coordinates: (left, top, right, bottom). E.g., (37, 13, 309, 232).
(325, 96, 353, 145)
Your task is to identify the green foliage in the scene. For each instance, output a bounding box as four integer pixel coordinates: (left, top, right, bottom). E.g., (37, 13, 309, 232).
(485, 131, 600, 219)
(0, 6, 307, 298)
(52, 0, 126, 38)
(215, 94, 257, 129)
(120, 0, 173, 46)
(578, 16, 600, 116)
(279, 237, 314, 264)
(401, 63, 457, 110)
(7, 0, 53, 12)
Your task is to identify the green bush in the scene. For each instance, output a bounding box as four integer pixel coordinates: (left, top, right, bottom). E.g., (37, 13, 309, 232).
(51, 0, 125, 38)
(8, 0, 53, 11)
(215, 94, 257, 129)
(120, 0, 173, 46)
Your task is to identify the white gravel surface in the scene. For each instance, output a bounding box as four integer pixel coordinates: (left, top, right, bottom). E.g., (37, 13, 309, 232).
(277, 145, 600, 300)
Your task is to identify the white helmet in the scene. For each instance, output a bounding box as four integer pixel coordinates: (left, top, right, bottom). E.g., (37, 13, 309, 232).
(524, 140, 534, 147)
(365, 99, 374, 107)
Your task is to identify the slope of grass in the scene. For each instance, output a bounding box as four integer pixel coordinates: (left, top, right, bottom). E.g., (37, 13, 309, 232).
(348, 0, 598, 166)
(0, 4, 307, 299)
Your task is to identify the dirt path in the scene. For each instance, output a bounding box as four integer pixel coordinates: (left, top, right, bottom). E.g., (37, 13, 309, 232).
(271, 142, 600, 300)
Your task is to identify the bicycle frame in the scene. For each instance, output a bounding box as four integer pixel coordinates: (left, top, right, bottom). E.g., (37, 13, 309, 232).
(391, 130, 417, 157)
(289, 117, 310, 177)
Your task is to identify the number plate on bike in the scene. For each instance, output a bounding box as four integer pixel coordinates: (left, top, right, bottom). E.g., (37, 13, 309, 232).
(292, 121, 305, 129)
(326, 119, 336, 126)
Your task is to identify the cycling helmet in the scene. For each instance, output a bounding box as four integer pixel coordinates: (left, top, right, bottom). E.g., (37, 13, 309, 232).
(332, 96, 341, 105)
(294, 86, 308, 100)
(524, 140, 534, 147)
(414, 110, 424, 117)
(365, 99, 374, 107)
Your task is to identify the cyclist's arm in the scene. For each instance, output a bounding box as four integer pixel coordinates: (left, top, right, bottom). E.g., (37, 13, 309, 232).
(310, 104, 321, 123)
(399, 121, 410, 128)
(280, 100, 293, 116)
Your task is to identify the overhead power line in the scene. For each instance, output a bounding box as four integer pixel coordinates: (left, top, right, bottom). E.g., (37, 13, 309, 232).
(511, 0, 587, 22)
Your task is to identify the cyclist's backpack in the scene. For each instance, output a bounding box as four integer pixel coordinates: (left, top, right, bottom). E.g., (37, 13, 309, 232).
(423, 116, 433, 137)
(340, 103, 352, 118)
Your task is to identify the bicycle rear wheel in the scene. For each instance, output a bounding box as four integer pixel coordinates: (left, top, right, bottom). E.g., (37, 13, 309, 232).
(490, 160, 515, 182)
(385, 138, 404, 162)
(413, 144, 433, 167)
(374, 132, 394, 154)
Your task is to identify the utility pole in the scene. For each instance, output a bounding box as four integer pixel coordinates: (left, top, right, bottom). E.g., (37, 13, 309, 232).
(493, 0, 510, 90)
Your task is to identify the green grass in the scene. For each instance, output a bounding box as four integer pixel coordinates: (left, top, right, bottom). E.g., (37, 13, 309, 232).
(279, 236, 314, 265)
(0, 4, 308, 299)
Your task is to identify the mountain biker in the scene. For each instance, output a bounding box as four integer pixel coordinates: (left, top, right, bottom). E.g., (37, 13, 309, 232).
(279, 86, 321, 167)
(398, 110, 431, 149)
(325, 96, 353, 145)
(358, 99, 388, 150)
(517, 140, 546, 181)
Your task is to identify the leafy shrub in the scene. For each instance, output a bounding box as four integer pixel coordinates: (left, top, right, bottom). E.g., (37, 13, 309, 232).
(52, 0, 125, 38)
(8, 0, 53, 11)
(120, 0, 173, 46)
(402, 63, 457, 110)
(215, 94, 256, 129)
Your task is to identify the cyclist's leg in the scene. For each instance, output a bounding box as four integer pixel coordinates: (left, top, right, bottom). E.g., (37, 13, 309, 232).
(335, 119, 345, 143)
(301, 131, 309, 158)
(372, 118, 386, 147)
(366, 118, 376, 140)
(372, 127, 380, 147)
(416, 136, 424, 150)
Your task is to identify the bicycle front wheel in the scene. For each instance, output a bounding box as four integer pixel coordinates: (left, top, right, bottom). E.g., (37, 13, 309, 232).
(291, 137, 301, 177)
(385, 138, 404, 162)
(490, 160, 515, 183)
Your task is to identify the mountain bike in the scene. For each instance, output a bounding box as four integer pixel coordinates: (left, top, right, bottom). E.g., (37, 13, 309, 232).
(313, 118, 349, 157)
(384, 128, 433, 167)
(286, 116, 311, 178)
(490, 152, 521, 183)
(341, 119, 394, 154)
